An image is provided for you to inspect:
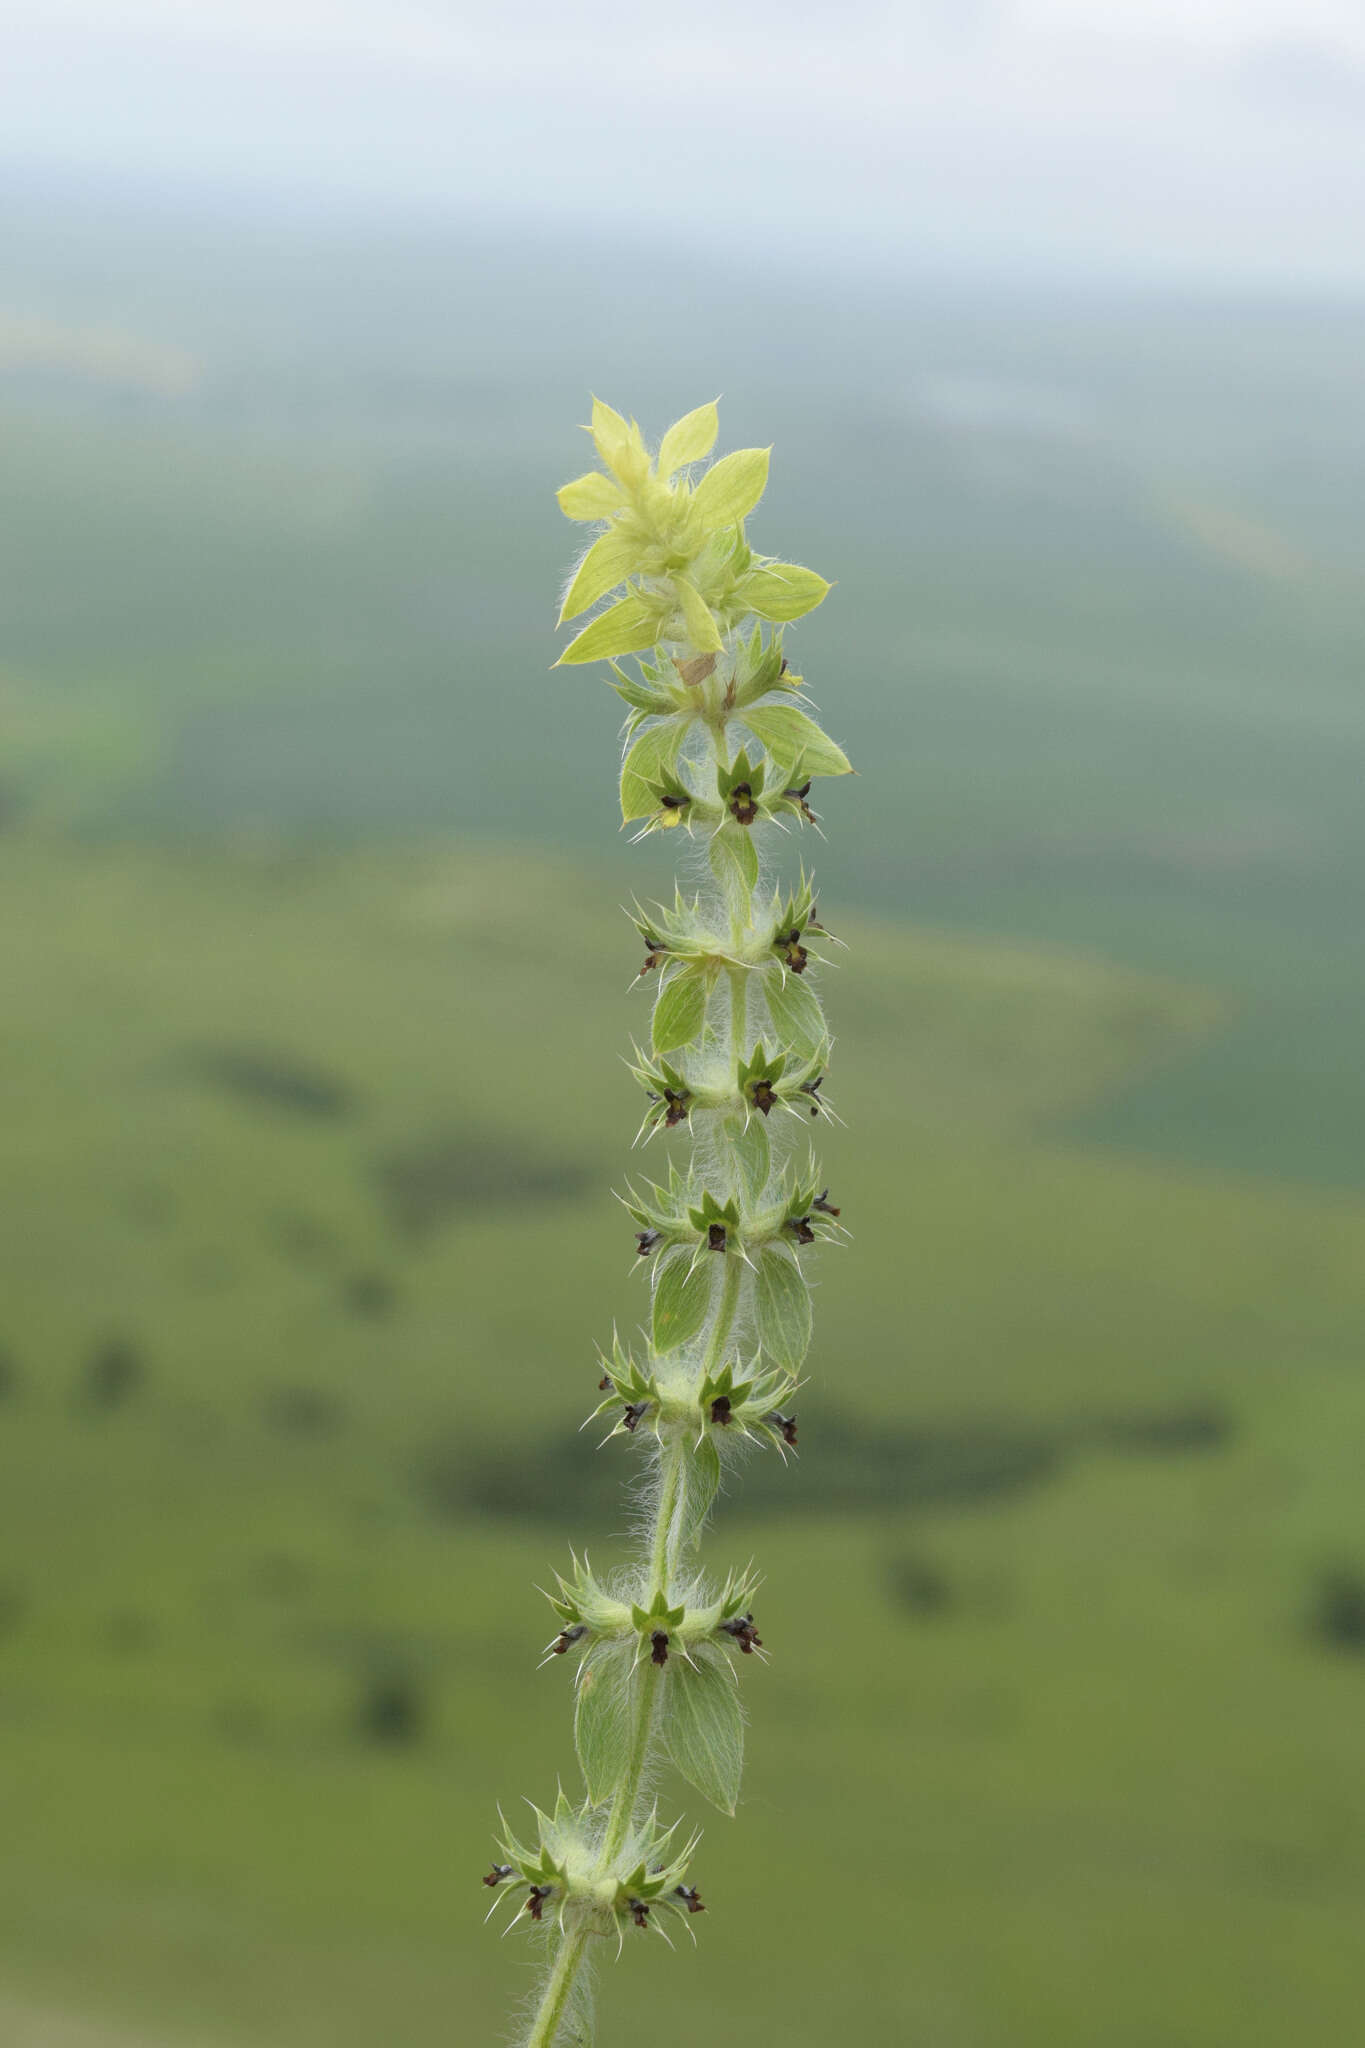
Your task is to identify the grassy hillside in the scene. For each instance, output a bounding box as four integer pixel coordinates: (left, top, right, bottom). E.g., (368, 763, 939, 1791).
(2, 835, 1363, 2046)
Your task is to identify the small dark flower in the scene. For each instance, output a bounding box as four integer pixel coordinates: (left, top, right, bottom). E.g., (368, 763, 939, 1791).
(706, 1222, 727, 1253)
(709, 1394, 733, 1427)
(660, 791, 690, 812)
(635, 1229, 661, 1257)
(728, 782, 759, 826)
(650, 1629, 670, 1667)
(661, 1088, 690, 1127)
(750, 1079, 776, 1117)
(812, 1189, 840, 1217)
(674, 1884, 706, 1913)
(598, 1372, 613, 1391)
(622, 1400, 651, 1433)
(629, 1898, 650, 1929)
(550, 1624, 588, 1655)
(766, 1410, 798, 1448)
(526, 1885, 554, 1921)
(788, 1216, 816, 1246)
(483, 1864, 515, 1887)
(720, 1612, 763, 1654)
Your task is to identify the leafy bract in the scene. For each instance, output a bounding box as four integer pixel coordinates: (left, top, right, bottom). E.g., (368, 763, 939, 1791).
(652, 1248, 714, 1352)
(690, 447, 771, 535)
(620, 718, 688, 824)
(754, 1246, 812, 1370)
(663, 1645, 744, 1814)
(574, 1643, 634, 1803)
(658, 401, 720, 478)
(745, 702, 853, 779)
(557, 593, 660, 667)
(652, 967, 708, 1056)
(739, 561, 830, 622)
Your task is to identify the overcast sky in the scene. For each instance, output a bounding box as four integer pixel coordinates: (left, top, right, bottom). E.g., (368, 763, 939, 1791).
(4, 0, 1364, 285)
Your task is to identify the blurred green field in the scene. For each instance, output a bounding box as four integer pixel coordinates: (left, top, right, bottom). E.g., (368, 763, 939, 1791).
(2, 193, 1364, 2045)
(2, 835, 1364, 2047)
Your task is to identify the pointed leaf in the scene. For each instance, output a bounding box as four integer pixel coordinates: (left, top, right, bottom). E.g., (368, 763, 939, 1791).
(558, 470, 623, 521)
(653, 1249, 715, 1352)
(707, 826, 758, 905)
(744, 702, 852, 778)
(662, 1646, 744, 1814)
(726, 1112, 771, 1204)
(690, 447, 771, 535)
(658, 401, 719, 477)
(678, 1437, 722, 1551)
(738, 562, 831, 622)
(763, 970, 826, 1065)
(608, 661, 665, 713)
(653, 966, 708, 1055)
(557, 592, 661, 667)
(591, 400, 649, 487)
(575, 1643, 635, 1803)
(673, 574, 723, 653)
(754, 1247, 812, 1371)
(559, 528, 642, 622)
(590, 397, 632, 466)
(620, 716, 688, 823)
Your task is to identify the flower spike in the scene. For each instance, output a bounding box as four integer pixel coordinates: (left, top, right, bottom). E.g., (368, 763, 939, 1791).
(495, 402, 849, 2047)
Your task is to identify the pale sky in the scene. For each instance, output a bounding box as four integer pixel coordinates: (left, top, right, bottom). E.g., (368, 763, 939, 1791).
(4, 0, 1364, 284)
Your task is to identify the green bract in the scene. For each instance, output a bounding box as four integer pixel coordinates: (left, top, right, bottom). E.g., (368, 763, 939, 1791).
(554, 399, 831, 667)
(493, 403, 851, 2048)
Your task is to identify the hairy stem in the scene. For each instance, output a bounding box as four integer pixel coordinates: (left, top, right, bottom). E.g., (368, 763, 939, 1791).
(498, 401, 844, 2048)
(597, 1660, 663, 1867)
(702, 1252, 745, 1380)
(525, 1921, 593, 2048)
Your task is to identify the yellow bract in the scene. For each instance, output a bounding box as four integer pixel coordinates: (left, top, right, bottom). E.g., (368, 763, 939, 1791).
(554, 399, 820, 667)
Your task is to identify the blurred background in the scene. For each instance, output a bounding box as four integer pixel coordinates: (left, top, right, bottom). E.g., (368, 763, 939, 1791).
(2, 4, 1364, 2044)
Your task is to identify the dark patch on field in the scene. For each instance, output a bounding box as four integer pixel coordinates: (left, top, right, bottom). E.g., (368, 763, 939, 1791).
(885, 1551, 958, 1618)
(1088, 1401, 1233, 1455)
(181, 1043, 356, 1118)
(1307, 1565, 1365, 1655)
(79, 1338, 145, 1410)
(369, 1127, 593, 1236)
(414, 1396, 1235, 1527)
(354, 1666, 426, 1748)
(343, 1271, 396, 1318)
(262, 1383, 346, 1436)
(270, 1211, 339, 1264)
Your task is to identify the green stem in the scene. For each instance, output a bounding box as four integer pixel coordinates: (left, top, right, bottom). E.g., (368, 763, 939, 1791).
(729, 963, 748, 1058)
(702, 1251, 745, 1378)
(648, 1427, 689, 1592)
(597, 1249, 743, 1870)
(597, 1660, 663, 1867)
(524, 1919, 593, 2048)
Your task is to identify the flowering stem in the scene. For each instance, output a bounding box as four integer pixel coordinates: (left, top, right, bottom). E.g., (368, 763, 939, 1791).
(525, 1921, 593, 2048)
(702, 1253, 745, 1381)
(597, 1662, 663, 1868)
(489, 400, 848, 2047)
(649, 1429, 689, 1595)
(728, 965, 748, 1061)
